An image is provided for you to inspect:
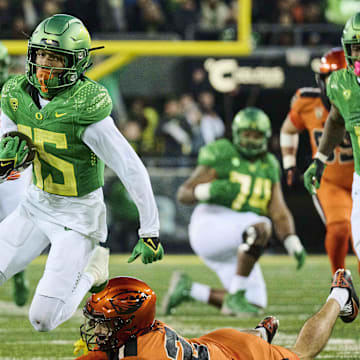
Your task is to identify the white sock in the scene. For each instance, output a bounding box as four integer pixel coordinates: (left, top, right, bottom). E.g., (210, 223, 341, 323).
(327, 288, 349, 310)
(190, 282, 211, 303)
(229, 275, 248, 294)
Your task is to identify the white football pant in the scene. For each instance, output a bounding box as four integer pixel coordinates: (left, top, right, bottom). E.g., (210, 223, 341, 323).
(0, 203, 95, 331)
(189, 204, 271, 308)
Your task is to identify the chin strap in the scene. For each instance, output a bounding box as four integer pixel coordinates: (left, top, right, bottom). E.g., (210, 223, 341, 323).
(73, 338, 89, 355)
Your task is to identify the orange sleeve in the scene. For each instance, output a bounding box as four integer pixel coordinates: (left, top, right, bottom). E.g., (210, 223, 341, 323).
(288, 89, 305, 130)
(288, 89, 319, 131)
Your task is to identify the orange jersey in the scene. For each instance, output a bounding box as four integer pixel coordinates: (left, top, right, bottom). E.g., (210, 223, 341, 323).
(289, 87, 354, 190)
(76, 320, 299, 360)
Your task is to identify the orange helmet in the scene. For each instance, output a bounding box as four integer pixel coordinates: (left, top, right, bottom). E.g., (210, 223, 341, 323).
(81, 277, 156, 351)
(315, 47, 347, 110)
(318, 47, 347, 74)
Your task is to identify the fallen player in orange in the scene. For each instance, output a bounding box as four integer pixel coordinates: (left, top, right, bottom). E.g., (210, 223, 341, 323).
(74, 272, 359, 360)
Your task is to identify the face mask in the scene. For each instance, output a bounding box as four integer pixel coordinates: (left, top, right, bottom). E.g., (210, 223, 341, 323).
(354, 61, 360, 76)
(34, 68, 61, 98)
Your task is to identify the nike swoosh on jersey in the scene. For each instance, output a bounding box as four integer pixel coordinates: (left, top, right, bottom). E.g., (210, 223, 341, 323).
(55, 112, 67, 118)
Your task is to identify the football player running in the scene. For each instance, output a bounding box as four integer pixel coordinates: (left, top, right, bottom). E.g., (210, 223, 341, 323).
(74, 272, 359, 360)
(162, 107, 306, 317)
(0, 41, 32, 307)
(0, 14, 161, 332)
(281, 48, 355, 275)
(304, 12, 360, 263)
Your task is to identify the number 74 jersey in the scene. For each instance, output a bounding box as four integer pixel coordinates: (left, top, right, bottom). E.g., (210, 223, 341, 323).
(1, 75, 113, 197)
(197, 139, 280, 217)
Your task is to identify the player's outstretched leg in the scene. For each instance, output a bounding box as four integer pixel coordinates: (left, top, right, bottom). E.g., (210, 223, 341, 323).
(161, 271, 192, 315)
(12, 270, 29, 307)
(255, 316, 279, 344)
(291, 268, 358, 359)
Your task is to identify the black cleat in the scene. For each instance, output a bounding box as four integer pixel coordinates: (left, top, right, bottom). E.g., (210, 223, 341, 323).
(330, 269, 359, 323)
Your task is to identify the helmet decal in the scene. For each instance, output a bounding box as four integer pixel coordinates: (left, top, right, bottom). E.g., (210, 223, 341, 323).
(110, 291, 148, 315)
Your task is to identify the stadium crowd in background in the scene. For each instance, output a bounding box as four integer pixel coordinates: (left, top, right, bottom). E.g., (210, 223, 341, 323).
(0, 0, 343, 42)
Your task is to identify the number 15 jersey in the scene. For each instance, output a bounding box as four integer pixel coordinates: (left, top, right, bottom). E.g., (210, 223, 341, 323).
(1, 74, 113, 197)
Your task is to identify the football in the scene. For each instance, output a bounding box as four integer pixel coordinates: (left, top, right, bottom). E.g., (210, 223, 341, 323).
(1, 130, 36, 171)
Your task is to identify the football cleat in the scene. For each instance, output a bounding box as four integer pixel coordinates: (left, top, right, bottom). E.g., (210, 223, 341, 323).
(84, 246, 109, 293)
(330, 268, 359, 323)
(255, 316, 279, 344)
(12, 271, 29, 307)
(161, 271, 192, 315)
(221, 290, 262, 317)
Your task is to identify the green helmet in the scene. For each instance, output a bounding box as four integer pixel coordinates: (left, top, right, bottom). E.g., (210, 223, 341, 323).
(232, 107, 271, 158)
(341, 12, 360, 69)
(0, 41, 10, 88)
(26, 14, 91, 97)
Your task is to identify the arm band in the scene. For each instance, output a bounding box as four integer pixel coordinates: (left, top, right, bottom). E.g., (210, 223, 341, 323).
(314, 151, 328, 163)
(194, 183, 211, 201)
(282, 154, 296, 169)
(280, 132, 299, 148)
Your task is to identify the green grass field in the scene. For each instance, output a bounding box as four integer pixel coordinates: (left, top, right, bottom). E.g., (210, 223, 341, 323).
(0, 254, 359, 359)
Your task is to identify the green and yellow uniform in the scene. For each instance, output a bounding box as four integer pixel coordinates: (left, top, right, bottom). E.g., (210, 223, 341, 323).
(198, 139, 280, 216)
(327, 69, 360, 175)
(1, 75, 112, 197)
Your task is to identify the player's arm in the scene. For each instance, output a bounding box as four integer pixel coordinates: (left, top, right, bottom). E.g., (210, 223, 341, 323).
(304, 104, 345, 195)
(82, 116, 163, 264)
(0, 111, 17, 136)
(177, 165, 217, 204)
(268, 181, 306, 269)
(280, 115, 301, 186)
(318, 103, 345, 156)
